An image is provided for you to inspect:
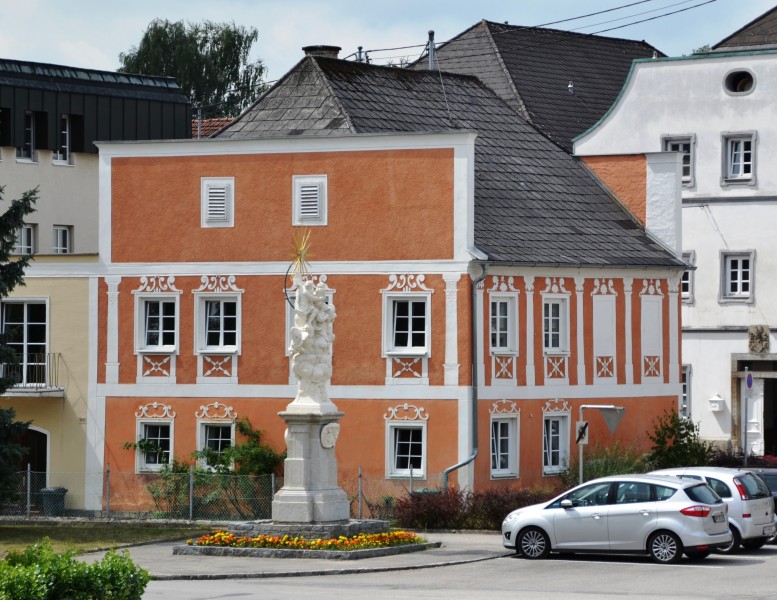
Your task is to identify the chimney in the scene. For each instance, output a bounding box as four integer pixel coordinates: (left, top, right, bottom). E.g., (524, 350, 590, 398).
(302, 45, 341, 59)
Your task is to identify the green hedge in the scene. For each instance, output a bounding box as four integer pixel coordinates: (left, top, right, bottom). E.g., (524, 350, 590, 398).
(0, 539, 150, 600)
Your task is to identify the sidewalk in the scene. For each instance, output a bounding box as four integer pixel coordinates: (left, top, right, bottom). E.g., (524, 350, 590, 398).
(81, 531, 508, 580)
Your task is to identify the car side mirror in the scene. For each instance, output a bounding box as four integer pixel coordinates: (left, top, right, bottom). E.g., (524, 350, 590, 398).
(560, 499, 573, 509)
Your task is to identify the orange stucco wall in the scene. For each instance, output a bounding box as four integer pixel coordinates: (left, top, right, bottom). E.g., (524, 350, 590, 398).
(111, 149, 455, 264)
(582, 155, 647, 223)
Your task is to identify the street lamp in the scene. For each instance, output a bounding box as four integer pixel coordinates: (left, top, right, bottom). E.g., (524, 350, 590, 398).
(577, 404, 625, 484)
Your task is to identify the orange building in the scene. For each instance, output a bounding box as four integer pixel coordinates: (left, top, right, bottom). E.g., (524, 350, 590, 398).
(89, 54, 685, 509)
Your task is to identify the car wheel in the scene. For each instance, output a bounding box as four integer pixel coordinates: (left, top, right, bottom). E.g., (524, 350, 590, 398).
(742, 537, 768, 551)
(518, 527, 551, 560)
(716, 525, 741, 554)
(684, 549, 711, 560)
(648, 531, 683, 564)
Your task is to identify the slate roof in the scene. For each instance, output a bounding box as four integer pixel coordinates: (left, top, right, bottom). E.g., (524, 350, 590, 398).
(218, 56, 681, 269)
(410, 21, 662, 151)
(713, 6, 777, 50)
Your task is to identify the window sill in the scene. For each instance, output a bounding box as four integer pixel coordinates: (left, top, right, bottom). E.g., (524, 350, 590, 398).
(386, 349, 429, 357)
(138, 348, 177, 354)
(387, 473, 426, 480)
(543, 350, 570, 357)
(15, 158, 37, 164)
(491, 472, 519, 480)
(491, 350, 518, 356)
(719, 295, 754, 305)
(198, 348, 239, 355)
(721, 177, 755, 187)
(52, 160, 73, 167)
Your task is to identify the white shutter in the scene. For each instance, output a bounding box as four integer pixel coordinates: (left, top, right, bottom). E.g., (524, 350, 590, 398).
(207, 183, 229, 223)
(298, 183, 321, 220)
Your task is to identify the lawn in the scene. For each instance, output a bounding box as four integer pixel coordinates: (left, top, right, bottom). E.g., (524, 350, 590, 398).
(0, 522, 209, 557)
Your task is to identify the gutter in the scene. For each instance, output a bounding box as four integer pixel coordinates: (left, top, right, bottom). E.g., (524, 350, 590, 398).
(443, 262, 489, 489)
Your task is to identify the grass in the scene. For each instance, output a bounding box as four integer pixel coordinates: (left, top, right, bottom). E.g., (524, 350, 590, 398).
(0, 523, 209, 557)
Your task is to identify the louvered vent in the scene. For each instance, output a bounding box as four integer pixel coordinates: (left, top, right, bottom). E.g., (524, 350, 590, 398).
(298, 183, 320, 220)
(207, 184, 229, 222)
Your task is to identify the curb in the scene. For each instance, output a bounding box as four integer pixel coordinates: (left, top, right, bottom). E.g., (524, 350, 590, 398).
(173, 541, 442, 560)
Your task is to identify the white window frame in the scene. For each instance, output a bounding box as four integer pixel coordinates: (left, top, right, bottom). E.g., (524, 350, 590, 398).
(662, 134, 695, 187)
(489, 294, 518, 355)
(722, 132, 756, 185)
(681, 365, 691, 419)
(382, 294, 431, 357)
(720, 251, 755, 304)
(195, 295, 241, 354)
(1, 299, 48, 387)
(490, 415, 519, 478)
(197, 421, 235, 469)
(292, 175, 327, 226)
(52, 225, 72, 254)
(135, 295, 180, 354)
(201, 177, 234, 228)
(53, 114, 71, 164)
(14, 224, 36, 255)
(136, 420, 173, 473)
(681, 251, 695, 304)
(542, 296, 569, 354)
(16, 111, 35, 161)
(385, 421, 427, 479)
(542, 413, 569, 475)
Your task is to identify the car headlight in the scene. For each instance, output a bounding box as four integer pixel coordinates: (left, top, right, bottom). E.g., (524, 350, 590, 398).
(503, 511, 521, 526)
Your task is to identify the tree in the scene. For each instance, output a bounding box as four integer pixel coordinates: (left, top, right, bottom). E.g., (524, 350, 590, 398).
(645, 409, 713, 469)
(118, 19, 268, 118)
(0, 185, 38, 501)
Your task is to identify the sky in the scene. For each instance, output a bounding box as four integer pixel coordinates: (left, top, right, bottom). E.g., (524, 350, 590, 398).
(1, 0, 775, 83)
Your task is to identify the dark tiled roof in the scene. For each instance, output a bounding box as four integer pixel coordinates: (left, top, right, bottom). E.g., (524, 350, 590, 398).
(713, 7, 777, 50)
(218, 57, 681, 269)
(0, 58, 189, 103)
(411, 21, 662, 151)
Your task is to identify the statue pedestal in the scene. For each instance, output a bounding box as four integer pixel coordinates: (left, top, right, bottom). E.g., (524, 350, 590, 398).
(272, 411, 350, 523)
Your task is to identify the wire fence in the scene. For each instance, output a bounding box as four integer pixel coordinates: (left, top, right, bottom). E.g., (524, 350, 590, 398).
(1, 467, 445, 522)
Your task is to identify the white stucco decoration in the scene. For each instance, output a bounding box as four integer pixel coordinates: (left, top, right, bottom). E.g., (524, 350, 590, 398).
(320, 422, 340, 448)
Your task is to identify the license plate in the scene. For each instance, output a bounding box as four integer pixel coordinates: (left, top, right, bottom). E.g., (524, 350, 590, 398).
(713, 514, 725, 523)
(763, 525, 775, 536)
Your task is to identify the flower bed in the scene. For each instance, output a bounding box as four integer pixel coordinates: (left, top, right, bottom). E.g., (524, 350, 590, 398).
(188, 530, 423, 551)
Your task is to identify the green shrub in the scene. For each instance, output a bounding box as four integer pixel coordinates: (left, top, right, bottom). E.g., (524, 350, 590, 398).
(708, 448, 777, 468)
(394, 485, 559, 530)
(558, 441, 648, 488)
(645, 409, 713, 469)
(0, 539, 149, 600)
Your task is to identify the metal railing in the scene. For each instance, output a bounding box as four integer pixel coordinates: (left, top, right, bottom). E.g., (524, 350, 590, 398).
(1, 353, 61, 389)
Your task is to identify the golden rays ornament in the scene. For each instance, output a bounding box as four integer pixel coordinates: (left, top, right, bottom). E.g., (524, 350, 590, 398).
(291, 228, 313, 278)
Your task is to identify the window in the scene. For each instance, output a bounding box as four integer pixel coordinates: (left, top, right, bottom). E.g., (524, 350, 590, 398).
(16, 111, 35, 160)
(490, 296, 517, 353)
(721, 252, 754, 302)
(724, 70, 755, 95)
(662, 135, 695, 186)
(201, 177, 234, 228)
(53, 115, 70, 163)
(681, 251, 694, 303)
(1, 301, 47, 386)
(292, 175, 327, 226)
(52, 226, 72, 254)
(13, 225, 36, 255)
(138, 423, 171, 471)
(681, 365, 691, 419)
(387, 424, 426, 478)
(141, 300, 177, 351)
(490, 417, 519, 478)
(200, 423, 234, 468)
(722, 133, 756, 184)
(205, 299, 237, 349)
(386, 297, 429, 355)
(543, 414, 569, 474)
(542, 298, 568, 353)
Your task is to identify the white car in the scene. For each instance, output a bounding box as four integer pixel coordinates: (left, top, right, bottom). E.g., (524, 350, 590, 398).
(650, 467, 776, 552)
(502, 474, 731, 564)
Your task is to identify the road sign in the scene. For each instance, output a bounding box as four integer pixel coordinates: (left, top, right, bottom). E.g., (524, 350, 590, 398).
(576, 420, 589, 445)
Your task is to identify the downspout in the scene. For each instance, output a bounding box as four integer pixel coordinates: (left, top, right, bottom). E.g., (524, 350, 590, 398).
(443, 262, 489, 489)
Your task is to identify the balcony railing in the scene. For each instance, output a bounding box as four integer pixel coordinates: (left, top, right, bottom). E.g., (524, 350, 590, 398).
(2, 353, 62, 391)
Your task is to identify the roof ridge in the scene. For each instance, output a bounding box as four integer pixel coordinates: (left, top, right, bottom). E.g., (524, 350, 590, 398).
(308, 57, 358, 134)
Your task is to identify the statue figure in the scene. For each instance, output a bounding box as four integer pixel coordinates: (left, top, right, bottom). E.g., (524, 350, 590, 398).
(287, 276, 337, 411)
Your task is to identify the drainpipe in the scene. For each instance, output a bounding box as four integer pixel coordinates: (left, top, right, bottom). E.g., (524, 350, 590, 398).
(443, 262, 489, 489)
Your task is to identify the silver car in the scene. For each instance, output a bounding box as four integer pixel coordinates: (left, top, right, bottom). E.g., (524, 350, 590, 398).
(502, 474, 731, 564)
(650, 467, 776, 552)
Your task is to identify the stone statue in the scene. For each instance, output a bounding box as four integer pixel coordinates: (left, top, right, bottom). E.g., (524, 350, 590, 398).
(287, 276, 338, 414)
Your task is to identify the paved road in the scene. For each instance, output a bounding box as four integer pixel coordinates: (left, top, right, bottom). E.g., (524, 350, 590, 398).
(143, 544, 777, 599)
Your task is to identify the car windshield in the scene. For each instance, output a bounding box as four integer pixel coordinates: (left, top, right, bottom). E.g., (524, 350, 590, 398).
(738, 473, 771, 498)
(685, 483, 722, 504)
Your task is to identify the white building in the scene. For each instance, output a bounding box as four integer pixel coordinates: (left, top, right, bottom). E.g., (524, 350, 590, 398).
(574, 46, 777, 456)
